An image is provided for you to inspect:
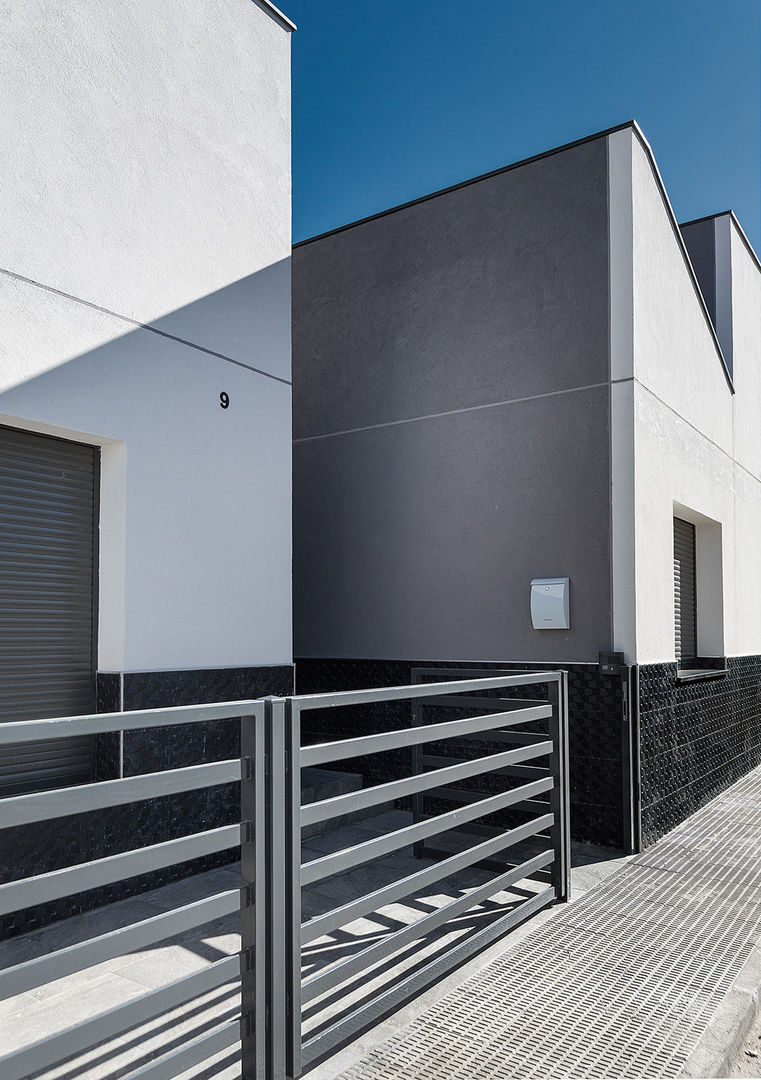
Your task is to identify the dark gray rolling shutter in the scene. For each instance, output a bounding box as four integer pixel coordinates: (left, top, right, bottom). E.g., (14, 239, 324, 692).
(0, 425, 98, 795)
(674, 516, 697, 664)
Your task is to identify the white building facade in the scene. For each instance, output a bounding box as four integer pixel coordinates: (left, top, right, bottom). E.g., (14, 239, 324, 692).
(0, 0, 295, 930)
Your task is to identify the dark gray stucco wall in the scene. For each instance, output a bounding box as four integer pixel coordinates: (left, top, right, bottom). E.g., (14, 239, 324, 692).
(680, 219, 716, 325)
(293, 136, 612, 663)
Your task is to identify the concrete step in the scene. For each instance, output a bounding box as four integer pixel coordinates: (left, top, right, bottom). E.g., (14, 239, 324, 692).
(301, 766, 393, 838)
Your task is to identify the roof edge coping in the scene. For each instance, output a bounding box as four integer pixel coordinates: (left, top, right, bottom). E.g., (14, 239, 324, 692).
(294, 118, 735, 396)
(630, 120, 734, 394)
(679, 211, 761, 276)
(252, 0, 296, 32)
(293, 119, 637, 248)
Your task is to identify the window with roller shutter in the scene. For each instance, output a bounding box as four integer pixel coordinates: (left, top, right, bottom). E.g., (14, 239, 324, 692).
(0, 425, 98, 795)
(674, 516, 697, 665)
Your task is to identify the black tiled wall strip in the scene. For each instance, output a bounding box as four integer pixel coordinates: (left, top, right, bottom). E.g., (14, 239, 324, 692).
(639, 657, 761, 846)
(296, 657, 626, 849)
(1, 664, 293, 937)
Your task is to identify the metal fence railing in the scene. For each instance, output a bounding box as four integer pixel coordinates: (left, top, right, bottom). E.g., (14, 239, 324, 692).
(271, 670, 570, 1078)
(0, 699, 267, 1080)
(0, 671, 569, 1080)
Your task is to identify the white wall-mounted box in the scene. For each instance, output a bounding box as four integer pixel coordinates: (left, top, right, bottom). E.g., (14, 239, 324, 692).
(530, 577, 570, 629)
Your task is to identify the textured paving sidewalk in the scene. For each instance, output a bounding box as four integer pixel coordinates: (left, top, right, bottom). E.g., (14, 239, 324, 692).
(0, 810, 597, 1080)
(0, 808, 628, 1080)
(332, 764, 761, 1080)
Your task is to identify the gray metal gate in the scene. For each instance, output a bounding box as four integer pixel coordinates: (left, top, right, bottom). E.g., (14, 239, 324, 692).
(263, 670, 570, 1079)
(0, 699, 263, 1080)
(0, 671, 569, 1080)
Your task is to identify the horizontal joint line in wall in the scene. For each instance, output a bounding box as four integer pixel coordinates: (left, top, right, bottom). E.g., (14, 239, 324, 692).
(294, 381, 614, 443)
(0, 266, 291, 387)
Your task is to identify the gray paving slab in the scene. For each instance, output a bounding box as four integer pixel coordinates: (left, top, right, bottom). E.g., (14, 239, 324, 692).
(1, 811, 558, 1080)
(325, 764, 761, 1080)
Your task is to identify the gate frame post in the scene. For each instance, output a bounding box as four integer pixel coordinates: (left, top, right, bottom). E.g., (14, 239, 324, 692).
(240, 706, 267, 1080)
(284, 699, 303, 1079)
(548, 671, 571, 902)
(240, 698, 302, 1080)
(267, 698, 288, 1080)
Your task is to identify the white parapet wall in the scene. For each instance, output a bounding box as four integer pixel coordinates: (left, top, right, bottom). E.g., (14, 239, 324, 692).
(0, 0, 294, 673)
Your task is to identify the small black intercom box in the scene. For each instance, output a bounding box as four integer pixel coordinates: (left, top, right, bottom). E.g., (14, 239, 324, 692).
(599, 651, 624, 676)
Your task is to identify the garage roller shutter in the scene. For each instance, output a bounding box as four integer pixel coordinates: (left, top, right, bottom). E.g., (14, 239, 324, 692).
(674, 516, 697, 664)
(0, 425, 98, 795)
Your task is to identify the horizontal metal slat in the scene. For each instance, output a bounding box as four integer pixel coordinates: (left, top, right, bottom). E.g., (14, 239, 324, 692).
(0, 955, 240, 1080)
(422, 754, 549, 778)
(301, 704, 552, 768)
(0, 824, 243, 915)
(0, 701, 264, 745)
(423, 695, 544, 711)
(301, 886, 555, 1068)
(292, 672, 561, 712)
(301, 740, 553, 828)
(429, 786, 551, 814)
(302, 817, 554, 946)
(302, 855, 555, 1004)
(123, 1018, 241, 1080)
(0, 759, 244, 827)
(301, 777, 554, 887)
(425, 726, 549, 749)
(0, 890, 242, 1001)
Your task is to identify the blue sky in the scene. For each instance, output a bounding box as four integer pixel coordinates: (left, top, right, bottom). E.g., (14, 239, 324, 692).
(286, 0, 760, 251)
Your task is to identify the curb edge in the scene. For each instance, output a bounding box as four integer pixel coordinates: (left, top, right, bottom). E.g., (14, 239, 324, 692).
(680, 941, 761, 1078)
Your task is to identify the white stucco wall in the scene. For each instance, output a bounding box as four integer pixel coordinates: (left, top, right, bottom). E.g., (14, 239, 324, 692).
(727, 222, 761, 655)
(608, 127, 761, 665)
(0, 1, 293, 671)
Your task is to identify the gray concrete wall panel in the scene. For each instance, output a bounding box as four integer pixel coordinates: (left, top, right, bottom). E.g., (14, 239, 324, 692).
(680, 219, 717, 324)
(293, 139, 609, 439)
(293, 137, 611, 663)
(294, 385, 611, 663)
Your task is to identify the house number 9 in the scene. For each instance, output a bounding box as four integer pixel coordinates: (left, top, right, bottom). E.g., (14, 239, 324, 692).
(220, 392, 230, 409)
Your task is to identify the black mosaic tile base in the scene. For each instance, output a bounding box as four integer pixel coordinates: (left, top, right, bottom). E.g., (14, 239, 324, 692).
(1, 664, 293, 938)
(122, 665, 293, 710)
(96, 671, 121, 713)
(93, 673, 122, 781)
(639, 656, 761, 846)
(120, 665, 293, 776)
(296, 657, 626, 849)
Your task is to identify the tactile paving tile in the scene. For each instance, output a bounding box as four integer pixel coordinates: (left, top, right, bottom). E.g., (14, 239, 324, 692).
(338, 764, 761, 1079)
